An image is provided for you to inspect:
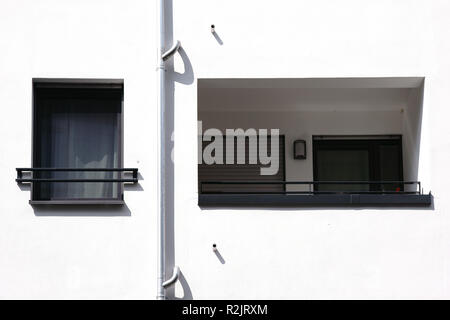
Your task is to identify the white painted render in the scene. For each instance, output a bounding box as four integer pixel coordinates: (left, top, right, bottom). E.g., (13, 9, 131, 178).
(0, 0, 449, 299)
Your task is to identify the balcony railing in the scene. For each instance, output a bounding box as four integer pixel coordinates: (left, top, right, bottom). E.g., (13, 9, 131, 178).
(199, 180, 432, 206)
(16, 168, 139, 184)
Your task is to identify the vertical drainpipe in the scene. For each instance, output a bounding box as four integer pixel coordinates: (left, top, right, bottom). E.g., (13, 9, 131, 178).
(157, 0, 181, 300)
(157, 0, 167, 301)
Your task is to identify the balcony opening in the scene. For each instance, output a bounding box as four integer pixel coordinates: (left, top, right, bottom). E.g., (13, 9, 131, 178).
(197, 77, 431, 207)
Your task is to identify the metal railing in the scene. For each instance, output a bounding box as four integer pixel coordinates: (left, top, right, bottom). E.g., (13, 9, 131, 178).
(16, 168, 139, 184)
(200, 180, 422, 195)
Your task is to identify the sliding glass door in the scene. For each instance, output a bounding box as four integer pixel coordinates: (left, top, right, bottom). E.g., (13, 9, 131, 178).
(313, 137, 403, 193)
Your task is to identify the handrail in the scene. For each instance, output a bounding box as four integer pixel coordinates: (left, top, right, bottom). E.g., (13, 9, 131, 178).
(201, 180, 420, 184)
(16, 168, 139, 184)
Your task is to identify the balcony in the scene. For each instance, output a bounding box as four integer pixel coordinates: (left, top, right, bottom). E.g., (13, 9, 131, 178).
(198, 77, 432, 208)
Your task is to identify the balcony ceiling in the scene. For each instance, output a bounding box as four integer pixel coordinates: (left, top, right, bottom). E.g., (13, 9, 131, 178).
(198, 77, 424, 89)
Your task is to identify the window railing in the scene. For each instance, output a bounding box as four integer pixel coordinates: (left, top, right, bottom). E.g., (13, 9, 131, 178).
(200, 181, 423, 194)
(16, 168, 139, 184)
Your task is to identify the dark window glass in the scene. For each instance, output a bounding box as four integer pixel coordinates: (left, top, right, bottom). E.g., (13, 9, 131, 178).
(32, 83, 123, 201)
(378, 144, 402, 191)
(313, 138, 403, 193)
(316, 149, 370, 192)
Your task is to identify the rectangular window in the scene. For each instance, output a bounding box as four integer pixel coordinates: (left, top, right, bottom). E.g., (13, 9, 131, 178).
(32, 80, 124, 203)
(313, 136, 403, 193)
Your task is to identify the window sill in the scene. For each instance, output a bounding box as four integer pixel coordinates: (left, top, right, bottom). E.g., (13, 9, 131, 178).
(29, 200, 125, 205)
(199, 193, 433, 208)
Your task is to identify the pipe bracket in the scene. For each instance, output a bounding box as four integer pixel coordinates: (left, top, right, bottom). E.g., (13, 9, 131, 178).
(162, 266, 180, 288)
(162, 40, 181, 61)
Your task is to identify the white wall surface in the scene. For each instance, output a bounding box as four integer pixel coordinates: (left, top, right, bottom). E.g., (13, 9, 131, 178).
(0, 0, 158, 299)
(0, 0, 449, 299)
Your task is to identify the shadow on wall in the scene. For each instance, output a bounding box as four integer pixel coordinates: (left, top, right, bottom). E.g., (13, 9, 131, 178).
(163, 0, 195, 300)
(173, 271, 194, 300)
(212, 31, 224, 45)
(32, 203, 132, 217)
(214, 248, 226, 264)
(28, 174, 144, 217)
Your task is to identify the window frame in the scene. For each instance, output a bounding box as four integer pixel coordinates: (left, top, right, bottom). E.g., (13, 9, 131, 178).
(30, 79, 125, 205)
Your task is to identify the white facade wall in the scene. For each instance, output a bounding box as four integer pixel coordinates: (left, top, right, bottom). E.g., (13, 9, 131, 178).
(0, 0, 449, 299)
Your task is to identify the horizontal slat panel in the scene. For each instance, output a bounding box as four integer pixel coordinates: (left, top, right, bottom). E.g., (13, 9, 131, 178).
(199, 135, 285, 193)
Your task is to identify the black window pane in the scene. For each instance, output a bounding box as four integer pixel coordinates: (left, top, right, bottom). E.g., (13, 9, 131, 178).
(315, 149, 370, 192)
(379, 144, 402, 191)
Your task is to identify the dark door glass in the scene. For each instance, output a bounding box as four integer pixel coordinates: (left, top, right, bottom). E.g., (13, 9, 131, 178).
(315, 149, 370, 192)
(314, 138, 403, 193)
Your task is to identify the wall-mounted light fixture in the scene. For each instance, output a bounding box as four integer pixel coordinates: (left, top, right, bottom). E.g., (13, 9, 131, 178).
(293, 140, 306, 159)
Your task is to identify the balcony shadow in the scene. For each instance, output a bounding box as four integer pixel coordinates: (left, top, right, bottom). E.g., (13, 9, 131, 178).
(125, 172, 144, 191)
(17, 183, 31, 191)
(124, 182, 144, 192)
(17, 174, 142, 216)
(32, 203, 132, 217)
